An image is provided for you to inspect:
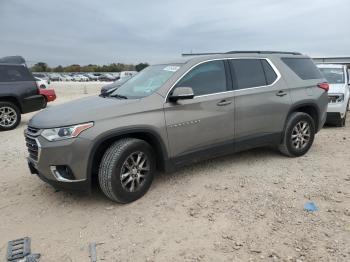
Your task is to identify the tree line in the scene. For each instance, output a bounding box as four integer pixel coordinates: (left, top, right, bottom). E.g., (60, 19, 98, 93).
(30, 62, 149, 73)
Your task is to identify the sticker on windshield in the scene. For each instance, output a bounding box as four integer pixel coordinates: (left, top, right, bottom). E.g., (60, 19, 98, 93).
(330, 70, 342, 74)
(163, 66, 180, 72)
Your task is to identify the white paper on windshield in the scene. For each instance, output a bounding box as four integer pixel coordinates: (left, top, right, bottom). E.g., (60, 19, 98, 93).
(163, 66, 180, 72)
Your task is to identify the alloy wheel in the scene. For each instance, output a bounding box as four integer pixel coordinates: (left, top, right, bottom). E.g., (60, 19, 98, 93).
(0, 106, 17, 128)
(120, 151, 150, 192)
(291, 120, 310, 150)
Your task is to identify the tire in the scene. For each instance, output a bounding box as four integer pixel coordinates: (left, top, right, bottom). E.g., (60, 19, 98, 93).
(279, 112, 315, 157)
(42, 97, 48, 109)
(335, 112, 346, 127)
(98, 138, 156, 203)
(0, 101, 21, 131)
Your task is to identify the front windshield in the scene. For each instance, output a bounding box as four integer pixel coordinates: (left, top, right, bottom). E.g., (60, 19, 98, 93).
(319, 68, 345, 84)
(110, 64, 181, 99)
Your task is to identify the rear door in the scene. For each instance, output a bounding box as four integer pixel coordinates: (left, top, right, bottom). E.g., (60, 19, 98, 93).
(164, 60, 235, 161)
(229, 58, 291, 147)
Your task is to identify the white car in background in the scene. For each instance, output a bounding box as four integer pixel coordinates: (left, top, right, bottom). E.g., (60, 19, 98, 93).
(317, 64, 350, 127)
(86, 73, 99, 81)
(35, 77, 49, 89)
(59, 74, 73, 81)
(72, 74, 89, 82)
(120, 71, 137, 79)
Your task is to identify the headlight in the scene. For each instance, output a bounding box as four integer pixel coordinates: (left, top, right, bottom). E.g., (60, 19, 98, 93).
(41, 122, 93, 141)
(328, 94, 344, 103)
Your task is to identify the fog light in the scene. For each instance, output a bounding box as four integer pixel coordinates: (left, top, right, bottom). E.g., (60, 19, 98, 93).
(50, 165, 76, 182)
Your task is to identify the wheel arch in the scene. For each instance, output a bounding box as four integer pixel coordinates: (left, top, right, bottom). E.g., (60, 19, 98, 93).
(285, 102, 320, 133)
(87, 128, 170, 190)
(0, 96, 23, 113)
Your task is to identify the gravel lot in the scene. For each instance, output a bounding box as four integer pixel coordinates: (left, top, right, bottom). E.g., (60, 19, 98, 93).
(0, 82, 349, 262)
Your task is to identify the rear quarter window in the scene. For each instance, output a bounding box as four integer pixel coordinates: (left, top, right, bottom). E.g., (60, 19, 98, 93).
(0, 65, 34, 82)
(261, 60, 278, 85)
(281, 58, 323, 80)
(229, 59, 267, 89)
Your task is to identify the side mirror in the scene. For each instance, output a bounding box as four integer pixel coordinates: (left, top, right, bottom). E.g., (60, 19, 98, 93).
(169, 87, 194, 102)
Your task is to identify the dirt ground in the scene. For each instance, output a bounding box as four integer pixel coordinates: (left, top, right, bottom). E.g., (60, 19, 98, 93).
(0, 82, 349, 262)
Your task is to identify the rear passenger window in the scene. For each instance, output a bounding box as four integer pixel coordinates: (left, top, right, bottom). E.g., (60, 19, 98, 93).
(281, 58, 322, 80)
(229, 59, 266, 89)
(175, 60, 227, 96)
(261, 60, 278, 85)
(0, 65, 34, 82)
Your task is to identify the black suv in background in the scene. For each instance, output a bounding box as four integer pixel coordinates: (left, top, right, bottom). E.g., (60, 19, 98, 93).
(0, 56, 44, 131)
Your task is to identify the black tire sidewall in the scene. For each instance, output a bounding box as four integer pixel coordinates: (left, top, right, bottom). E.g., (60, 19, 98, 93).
(42, 97, 48, 108)
(285, 113, 315, 157)
(110, 140, 155, 203)
(0, 102, 21, 131)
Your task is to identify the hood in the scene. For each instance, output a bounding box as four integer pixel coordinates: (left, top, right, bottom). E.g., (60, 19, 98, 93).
(328, 83, 347, 94)
(29, 95, 139, 128)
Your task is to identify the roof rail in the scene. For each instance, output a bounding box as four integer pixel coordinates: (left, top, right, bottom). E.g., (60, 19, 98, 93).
(0, 56, 26, 65)
(182, 52, 224, 56)
(182, 51, 302, 56)
(226, 51, 302, 55)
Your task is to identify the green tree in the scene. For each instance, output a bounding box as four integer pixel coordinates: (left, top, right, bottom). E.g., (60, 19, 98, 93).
(64, 64, 81, 72)
(31, 62, 50, 72)
(53, 65, 64, 72)
(135, 63, 149, 72)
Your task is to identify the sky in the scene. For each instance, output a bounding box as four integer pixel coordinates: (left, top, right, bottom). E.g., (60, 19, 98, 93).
(0, 0, 349, 66)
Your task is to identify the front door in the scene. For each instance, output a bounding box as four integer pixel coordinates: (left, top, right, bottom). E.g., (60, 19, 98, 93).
(164, 60, 235, 160)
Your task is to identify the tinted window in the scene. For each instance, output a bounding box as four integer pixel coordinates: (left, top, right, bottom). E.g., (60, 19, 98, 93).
(0, 65, 34, 82)
(282, 58, 322, 80)
(230, 59, 266, 89)
(175, 60, 227, 96)
(261, 60, 278, 85)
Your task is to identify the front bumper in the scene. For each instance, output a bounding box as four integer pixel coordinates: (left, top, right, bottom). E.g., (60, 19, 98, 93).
(28, 160, 89, 191)
(327, 101, 347, 115)
(25, 131, 92, 192)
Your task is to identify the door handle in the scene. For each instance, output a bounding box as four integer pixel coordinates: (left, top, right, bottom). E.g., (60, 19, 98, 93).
(276, 90, 287, 97)
(217, 99, 232, 106)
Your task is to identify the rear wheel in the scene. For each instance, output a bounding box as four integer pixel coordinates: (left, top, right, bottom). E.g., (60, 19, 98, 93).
(279, 112, 315, 157)
(0, 101, 21, 131)
(42, 97, 48, 109)
(98, 138, 156, 203)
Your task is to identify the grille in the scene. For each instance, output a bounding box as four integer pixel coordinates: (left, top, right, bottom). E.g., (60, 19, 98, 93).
(25, 126, 40, 161)
(25, 135, 39, 161)
(27, 126, 40, 135)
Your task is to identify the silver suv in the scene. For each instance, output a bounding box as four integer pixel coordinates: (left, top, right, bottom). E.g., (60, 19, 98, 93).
(26, 51, 328, 203)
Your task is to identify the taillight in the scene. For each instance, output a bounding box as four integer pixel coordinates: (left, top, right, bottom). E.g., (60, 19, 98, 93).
(317, 82, 329, 92)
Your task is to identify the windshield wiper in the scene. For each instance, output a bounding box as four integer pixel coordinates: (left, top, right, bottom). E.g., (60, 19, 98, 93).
(109, 93, 128, 99)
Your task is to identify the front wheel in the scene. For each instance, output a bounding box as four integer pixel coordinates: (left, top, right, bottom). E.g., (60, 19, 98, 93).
(98, 138, 156, 203)
(335, 101, 348, 127)
(279, 112, 315, 157)
(335, 111, 346, 127)
(0, 102, 21, 131)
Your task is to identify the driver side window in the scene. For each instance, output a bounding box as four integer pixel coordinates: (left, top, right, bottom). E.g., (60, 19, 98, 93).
(175, 60, 227, 96)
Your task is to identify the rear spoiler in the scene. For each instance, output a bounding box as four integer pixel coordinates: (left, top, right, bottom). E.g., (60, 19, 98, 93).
(0, 56, 27, 66)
